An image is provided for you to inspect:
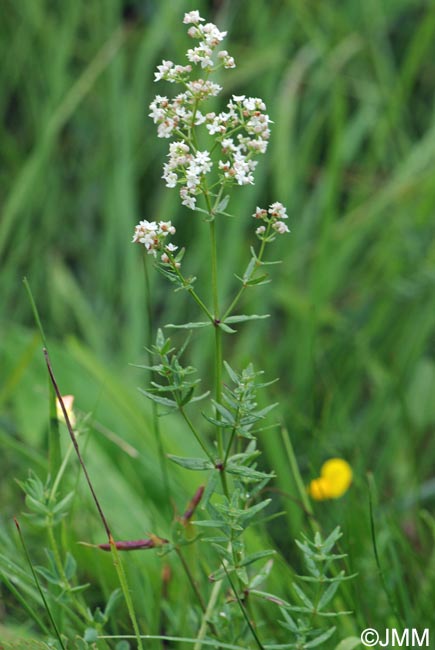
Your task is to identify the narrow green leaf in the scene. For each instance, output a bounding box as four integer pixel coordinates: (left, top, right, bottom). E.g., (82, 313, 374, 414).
(25, 495, 49, 516)
(218, 322, 237, 333)
(292, 582, 314, 609)
(165, 321, 212, 329)
(64, 553, 77, 581)
(226, 464, 274, 481)
(192, 520, 225, 528)
(224, 314, 270, 324)
(167, 455, 214, 471)
(322, 527, 343, 553)
(35, 566, 61, 586)
(52, 492, 74, 515)
(305, 627, 336, 648)
(138, 389, 177, 408)
(317, 580, 341, 610)
(240, 550, 275, 568)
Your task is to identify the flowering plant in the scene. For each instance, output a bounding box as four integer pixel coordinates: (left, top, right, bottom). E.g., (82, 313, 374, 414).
(128, 10, 352, 650)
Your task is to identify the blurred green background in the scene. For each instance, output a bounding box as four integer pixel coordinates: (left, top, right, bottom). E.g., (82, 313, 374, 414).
(1, 0, 435, 640)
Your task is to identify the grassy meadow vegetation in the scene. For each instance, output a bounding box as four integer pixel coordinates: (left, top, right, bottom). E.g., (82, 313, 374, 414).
(1, 0, 435, 647)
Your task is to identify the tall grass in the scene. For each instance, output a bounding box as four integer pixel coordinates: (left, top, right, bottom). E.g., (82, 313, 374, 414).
(1, 0, 435, 644)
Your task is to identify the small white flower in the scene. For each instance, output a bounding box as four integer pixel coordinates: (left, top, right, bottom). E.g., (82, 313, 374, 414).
(158, 221, 176, 235)
(202, 22, 227, 46)
(255, 226, 266, 235)
(180, 187, 196, 210)
(194, 150, 212, 173)
(253, 207, 267, 219)
(187, 45, 213, 68)
(183, 10, 204, 24)
(269, 202, 288, 219)
(163, 169, 177, 188)
(272, 220, 290, 234)
(157, 118, 176, 138)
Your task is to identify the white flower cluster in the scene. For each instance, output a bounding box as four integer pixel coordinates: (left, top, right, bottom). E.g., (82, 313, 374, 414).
(253, 202, 290, 238)
(132, 220, 178, 263)
(149, 11, 272, 210)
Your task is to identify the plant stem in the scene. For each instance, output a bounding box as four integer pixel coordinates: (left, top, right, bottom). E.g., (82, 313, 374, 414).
(23, 277, 61, 479)
(222, 227, 270, 321)
(143, 253, 171, 511)
(15, 518, 67, 650)
(175, 547, 207, 614)
(208, 217, 230, 499)
(280, 426, 319, 534)
(110, 538, 145, 650)
(193, 578, 224, 650)
(221, 563, 265, 650)
(179, 405, 215, 464)
(46, 521, 90, 622)
(166, 250, 214, 322)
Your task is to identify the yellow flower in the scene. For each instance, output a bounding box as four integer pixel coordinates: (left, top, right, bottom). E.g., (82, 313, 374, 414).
(56, 395, 76, 428)
(308, 458, 352, 501)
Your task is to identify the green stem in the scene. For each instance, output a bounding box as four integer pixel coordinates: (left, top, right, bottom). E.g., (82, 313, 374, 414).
(280, 426, 319, 533)
(221, 562, 265, 650)
(49, 435, 79, 503)
(15, 519, 67, 650)
(46, 521, 90, 621)
(110, 539, 145, 650)
(143, 254, 171, 510)
(209, 219, 222, 437)
(179, 405, 215, 464)
(193, 578, 224, 650)
(175, 547, 207, 613)
(0, 569, 51, 636)
(23, 277, 60, 478)
(222, 229, 270, 321)
(208, 216, 229, 499)
(166, 251, 214, 322)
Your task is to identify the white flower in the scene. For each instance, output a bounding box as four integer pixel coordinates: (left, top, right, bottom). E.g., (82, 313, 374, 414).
(157, 118, 177, 138)
(180, 187, 196, 210)
(193, 150, 212, 173)
(132, 220, 177, 255)
(154, 59, 174, 82)
(253, 207, 267, 219)
(233, 152, 256, 185)
(255, 226, 266, 235)
(218, 50, 236, 68)
(202, 22, 227, 46)
(243, 97, 266, 112)
(269, 202, 288, 219)
(183, 10, 204, 24)
(186, 79, 222, 98)
(272, 220, 290, 234)
(159, 221, 176, 235)
(162, 167, 178, 188)
(187, 45, 213, 68)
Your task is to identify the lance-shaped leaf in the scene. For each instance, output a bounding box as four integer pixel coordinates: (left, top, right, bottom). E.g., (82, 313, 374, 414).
(305, 627, 336, 648)
(165, 321, 212, 329)
(225, 463, 273, 482)
(224, 314, 270, 324)
(138, 389, 177, 408)
(167, 455, 214, 471)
